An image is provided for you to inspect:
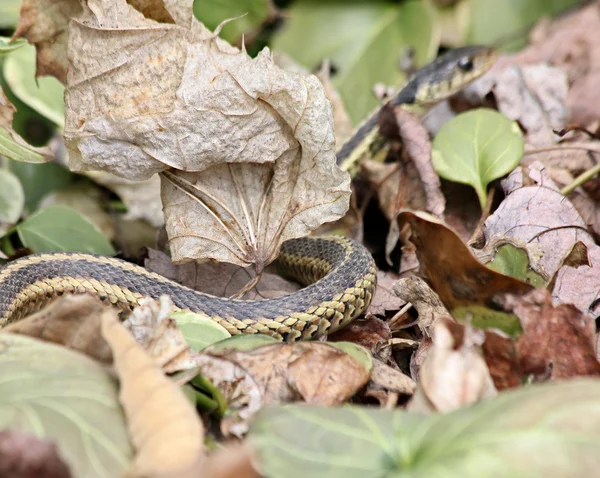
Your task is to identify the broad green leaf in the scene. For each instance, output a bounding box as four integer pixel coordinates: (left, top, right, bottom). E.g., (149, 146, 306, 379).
(328, 342, 373, 373)
(9, 161, 73, 212)
(432, 108, 524, 208)
(0, 168, 24, 235)
(3, 43, 65, 127)
(206, 334, 279, 353)
(486, 243, 547, 288)
(193, 0, 269, 44)
(272, 1, 439, 124)
(0, 128, 53, 163)
(169, 310, 231, 351)
(453, 304, 522, 337)
(0, 0, 21, 28)
(16, 204, 115, 254)
(0, 334, 132, 478)
(0, 37, 26, 54)
(250, 379, 600, 478)
(467, 0, 580, 51)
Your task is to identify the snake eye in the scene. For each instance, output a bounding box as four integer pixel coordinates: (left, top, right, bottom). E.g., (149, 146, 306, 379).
(458, 57, 474, 72)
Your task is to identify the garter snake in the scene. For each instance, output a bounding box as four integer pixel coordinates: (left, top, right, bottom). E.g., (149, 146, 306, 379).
(0, 46, 496, 342)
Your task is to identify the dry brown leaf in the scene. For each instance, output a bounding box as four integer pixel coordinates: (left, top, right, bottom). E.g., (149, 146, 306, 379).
(101, 312, 205, 478)
(64, 1, 350, 271)
(504, 288, 600, 380)
(2, 294, 113, 363)
(145, 248, 300, 299)
(480, 328, 522, 391)
(0, 430, 72, 478)
(366, 271, 406, 317)
(123, 295, 195, 373)
(408, 318, 497, 413)
(328, 316, 391, 352)
(13, 0, 82, 82)
(367, 358, 416, 399)
(553, 246, 600, 315)
(204, 442, 260, 478)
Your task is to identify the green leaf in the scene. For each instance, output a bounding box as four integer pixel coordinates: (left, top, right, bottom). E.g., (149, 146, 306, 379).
(452, 304, 523, 337)
(16, 205, 115, 254)
(0, 168, 24, 235)
(205, 334, 279, 353)
(169, 310, 231, 351)
(0, 127, 53, 163)
(432, 108, 524, 208)
(3, 43, 65, 127)
(0, 334, 132, 478)
(328, 342, 373, 373)
(9, 161, 74, 212)
(272, 1, 439, 125)
(0, 0, 21, 29)
(467, 0, 580, 51)
(486, 243, 547, 288)
(193, 0, 269, 44)
(0, 37, 27, 54)
(250, 379, 600, 478)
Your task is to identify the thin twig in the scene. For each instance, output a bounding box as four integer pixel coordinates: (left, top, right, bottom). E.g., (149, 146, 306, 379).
(561, 162, 600, 196)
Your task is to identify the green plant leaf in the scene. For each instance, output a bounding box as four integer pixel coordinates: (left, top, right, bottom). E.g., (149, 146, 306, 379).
(467, 0, 580, 51)
(3, 43, 65, 127)
(272, 0, 439, 124)
(328, 342, 373, 373)
(16, 204, 115, 254)
(486, 243, 547, 288)
(452, 304, 523, 337)
(0, 168, 24, 235)
(249, 379, 600, 478)
(0, 37, 26, 54)
(9, 161, 74, 212)
(0, 333, 132, 478)
(432, 108, 524, 208)
(0, 0, 21, 29)
(205, 334, 279, 353)
(193, 0, 269, 44)
(0, 127, 53, 163)
(169, 310, 231, 351)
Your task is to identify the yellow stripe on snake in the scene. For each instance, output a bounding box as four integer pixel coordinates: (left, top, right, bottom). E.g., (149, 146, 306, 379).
(0, 46, 496, 342)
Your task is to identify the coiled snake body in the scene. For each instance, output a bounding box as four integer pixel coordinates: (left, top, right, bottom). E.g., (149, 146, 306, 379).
(0, 46, 496, 341)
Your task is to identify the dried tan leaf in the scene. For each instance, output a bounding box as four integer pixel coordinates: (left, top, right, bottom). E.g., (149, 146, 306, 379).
(2, 294, 112, 364)
(0, 429, 72, 478)
(367, 271, 406, 316)
(367, 359, 416, 397)
(204, 442, 260, 478)
(101, 312, 205, 478)
(408, 318, 497, 413)
(329, 316, 391, 352)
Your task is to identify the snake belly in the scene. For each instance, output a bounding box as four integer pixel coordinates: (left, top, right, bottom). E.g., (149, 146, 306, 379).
(0, 236, 376, 342)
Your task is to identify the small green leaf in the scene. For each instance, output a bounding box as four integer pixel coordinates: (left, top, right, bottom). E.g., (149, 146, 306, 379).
(169, 310, 231, 351)
(250, 379, 600, 478)
(9, 161, 74, 212)
(328, 342, 373, 373)
(272, 1, 439, 124)
(16, 205, 115, 254)
(0, 334, 132, 478)
(0, 128, 53, 163)
(432, 108, 524, 208)
(193, 0, 269, 44)
(453, 304, 523, 337)
(0, 169, 24, 235)
(486, 243, 547, 288)
(0, 37, 26, 54)
(3, 43, 65, 127)
(205, 334, 279, 353)
(0, 0, 21, 29)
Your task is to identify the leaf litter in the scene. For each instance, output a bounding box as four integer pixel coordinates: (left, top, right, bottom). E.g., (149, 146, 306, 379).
(7, 0, 600, 476)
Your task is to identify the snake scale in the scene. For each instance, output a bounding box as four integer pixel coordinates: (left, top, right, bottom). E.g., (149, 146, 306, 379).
(0, 46, 496, 341)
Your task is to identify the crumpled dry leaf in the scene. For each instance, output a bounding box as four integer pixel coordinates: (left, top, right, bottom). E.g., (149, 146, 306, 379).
(0, 430, 72, 478)
(101, 311, 205, 478)
(196, 341, 371, 436)
(123, 295, 195, 373)
(366, 358, 416, 406)
(145, 248, 300, 299)
(64, 0, 350, 270)
(366, 271, 406, 317)
(408, 318, 497, 413)
(505, 288, 600, 380)
(328, 316, 391, 352)
(1, 294, 113, 364)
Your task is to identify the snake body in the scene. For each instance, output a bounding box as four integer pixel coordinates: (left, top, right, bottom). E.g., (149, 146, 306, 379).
(0, 46, 496, 341)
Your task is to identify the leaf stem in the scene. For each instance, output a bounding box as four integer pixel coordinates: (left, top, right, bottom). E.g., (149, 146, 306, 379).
(560, 162, 600, 196)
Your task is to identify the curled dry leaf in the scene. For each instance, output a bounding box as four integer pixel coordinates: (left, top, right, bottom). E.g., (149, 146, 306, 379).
(123, 295, 195, 373)
(101, 313, 205, 478)
(2, 294, 113, 363)
(367, 359, 416, 402)
(367, 271, 406, 316)
(328, 316, 391, 352)
(64, 0, 350, 270)
(408, 318, 497, 414)
(0, 430, 72, 478)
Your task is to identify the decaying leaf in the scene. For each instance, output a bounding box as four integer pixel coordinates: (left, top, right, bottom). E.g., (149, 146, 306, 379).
(2, 294, 113, 363)
(329, 315, 391, 352)
(409, 318, 497, 413)
(102, 312, 205, 477)
(0, 430, 72, 478)
(64, 0, 351, 272)
(366, 271, 406, 317)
